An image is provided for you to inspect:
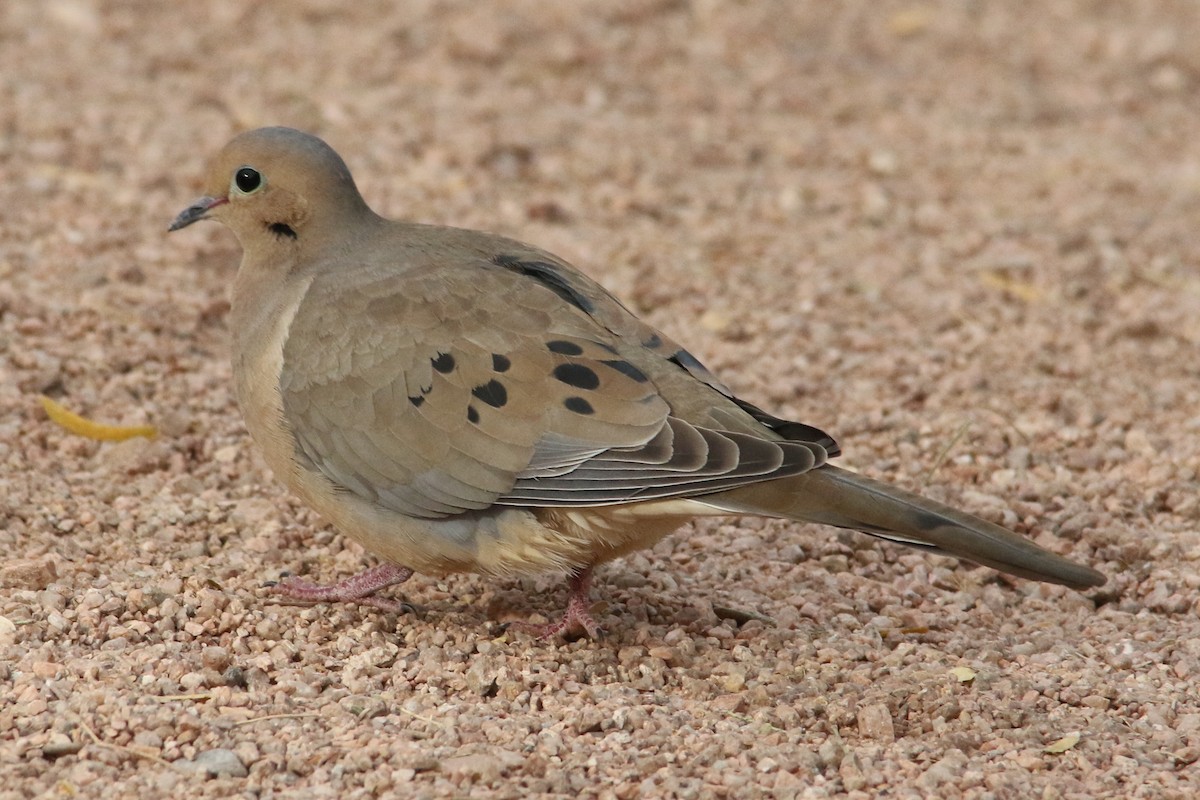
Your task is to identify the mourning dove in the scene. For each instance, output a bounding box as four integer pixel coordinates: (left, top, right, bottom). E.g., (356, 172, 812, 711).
(169, 127, 1105, 638)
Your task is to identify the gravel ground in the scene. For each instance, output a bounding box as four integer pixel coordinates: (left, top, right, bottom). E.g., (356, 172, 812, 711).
(3, 1, 1200, 798)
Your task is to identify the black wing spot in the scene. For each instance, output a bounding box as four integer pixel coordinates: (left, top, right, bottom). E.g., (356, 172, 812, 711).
(546, 340, 584, 356)
(467, 405, 480, 424)
(471, 379, 508, 408)
(431, 352, 456, 373)
(552, 363, 600, 391)
(602, 359, 649, 383)
(563, 396, 594, 415)
(732, 397, 841, 457)
(492, 254, 595, 313)
(912, 509, 948, 533)
(409, 395, 425, 407)
(668, 348, 708, 374)
(492, 353, 511, 372)
(268, 222, 297, 239)
(642, 333, 663, 349)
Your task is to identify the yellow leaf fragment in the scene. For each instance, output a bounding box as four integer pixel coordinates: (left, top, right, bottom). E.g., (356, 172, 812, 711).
(979, 271, 1042, 303)
(1045, 731, 1081, 754)
(950, 666, 977, 683)
(698, 309, 732, 333)
(889, 7, 933, 37)
(39, 395, 157, 442)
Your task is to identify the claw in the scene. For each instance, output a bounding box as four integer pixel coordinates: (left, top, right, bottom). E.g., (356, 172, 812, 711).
(506, 569, 603, 639)
(267, 563, 414, 613)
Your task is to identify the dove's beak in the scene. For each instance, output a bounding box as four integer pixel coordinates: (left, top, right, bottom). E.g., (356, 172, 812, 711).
(168, 195, 228, 232)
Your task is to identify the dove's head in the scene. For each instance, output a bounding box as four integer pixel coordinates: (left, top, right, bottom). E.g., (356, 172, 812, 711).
(169, 127, 376, 253)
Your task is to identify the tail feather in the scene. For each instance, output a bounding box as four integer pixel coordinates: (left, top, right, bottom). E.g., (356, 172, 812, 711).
(704, 464, 1106, 590)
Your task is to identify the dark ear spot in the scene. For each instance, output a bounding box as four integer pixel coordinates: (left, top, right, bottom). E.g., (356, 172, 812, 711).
(268, 222, 297, 239)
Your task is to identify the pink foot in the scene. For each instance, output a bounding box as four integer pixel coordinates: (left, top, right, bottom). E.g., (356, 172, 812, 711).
(508, 569, 603, 639)
(268, 563, 414, 613)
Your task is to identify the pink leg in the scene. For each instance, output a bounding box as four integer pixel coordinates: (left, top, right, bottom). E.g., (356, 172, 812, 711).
(509, 568, 603, 640)
(268, 563, 414, 613)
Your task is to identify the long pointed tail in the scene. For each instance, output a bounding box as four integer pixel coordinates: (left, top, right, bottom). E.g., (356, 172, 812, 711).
(705, 465, 1106, 590)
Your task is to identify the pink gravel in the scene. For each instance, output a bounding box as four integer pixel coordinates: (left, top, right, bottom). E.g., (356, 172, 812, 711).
(3, 1, 1199, 797)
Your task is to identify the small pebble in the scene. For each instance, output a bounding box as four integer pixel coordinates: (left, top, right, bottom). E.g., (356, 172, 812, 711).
(175, 748, 248, 778)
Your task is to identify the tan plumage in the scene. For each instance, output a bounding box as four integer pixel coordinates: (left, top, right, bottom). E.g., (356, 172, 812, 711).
(170, 127, 1105, 637)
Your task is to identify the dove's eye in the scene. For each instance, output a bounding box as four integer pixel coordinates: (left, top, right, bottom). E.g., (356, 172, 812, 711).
(232, 166, 264, 195)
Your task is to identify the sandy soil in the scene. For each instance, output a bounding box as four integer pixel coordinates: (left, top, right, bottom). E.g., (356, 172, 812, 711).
(3, 1, 1200, 797)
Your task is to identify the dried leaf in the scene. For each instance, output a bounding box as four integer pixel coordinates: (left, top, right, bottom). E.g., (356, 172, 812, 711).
(889, 7, 934, 37)
(979, 271, 1042, 303)
(950, 666, 977, 683)
(1044, 731, 1081, 754)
